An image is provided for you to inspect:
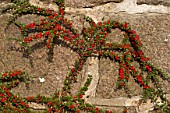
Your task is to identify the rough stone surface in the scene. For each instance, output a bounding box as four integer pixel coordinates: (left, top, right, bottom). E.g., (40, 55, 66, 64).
(29, 0, 59, 11)
(84, 57, 99, 98)
(115, 0, 170, 14)
(137, 0, 170, 7)
(28, 102, 46, 110)
(102, 13, 170, 75)
(95, 12, 170, 98)
(86, 96, 141, 106)
(65, 0, 123, 8)
(0, 0, 11, 3)
(136, 99, 154, 113)
(96, 57, 144, 98)
(0, 60, 4, 72)
(0, 0, 170, 113)
(86, 95, 170, 107)
(29, 0, 170, 14)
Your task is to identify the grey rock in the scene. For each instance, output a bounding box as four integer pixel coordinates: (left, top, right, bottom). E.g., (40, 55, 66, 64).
(28, 102, 46, 110)
(65, 0, 123, 8)
(137, 0, 170, 7)
(136, 99, 154, 113)
(85, 96, 141, 106)
(84, 57, 99, 98)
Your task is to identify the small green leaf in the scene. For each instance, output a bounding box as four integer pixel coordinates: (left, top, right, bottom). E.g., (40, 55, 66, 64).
(20, 42, 28, 47)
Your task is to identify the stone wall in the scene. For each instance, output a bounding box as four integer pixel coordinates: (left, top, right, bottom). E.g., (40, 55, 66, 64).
(0, 0, 169, 113)
(30, 0, 170, 112)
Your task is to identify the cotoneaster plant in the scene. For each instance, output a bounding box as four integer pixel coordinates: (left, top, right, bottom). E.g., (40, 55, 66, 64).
(0, 0, 170, 113)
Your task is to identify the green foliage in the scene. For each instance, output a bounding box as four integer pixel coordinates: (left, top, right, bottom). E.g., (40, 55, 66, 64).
(0, 0, 170, 112)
